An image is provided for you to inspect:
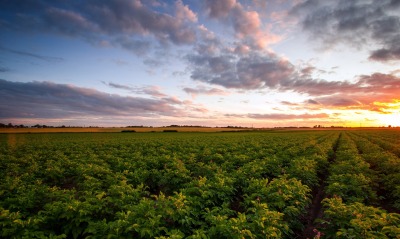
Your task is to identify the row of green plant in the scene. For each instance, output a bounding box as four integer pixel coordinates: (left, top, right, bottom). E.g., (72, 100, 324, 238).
(2, 130, 399, 238)
(355, 130, 400, 158)
(0, 131, 334, 238)
(348, 132, 400, 210)
(319, 132, 400, 238)
(325, 133, 377, 203)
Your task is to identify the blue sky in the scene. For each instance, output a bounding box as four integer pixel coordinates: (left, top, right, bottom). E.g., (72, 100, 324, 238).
(1, 0, 400, 127)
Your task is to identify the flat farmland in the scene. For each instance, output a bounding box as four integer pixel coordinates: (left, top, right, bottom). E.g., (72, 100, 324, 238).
(1, 130, 399, 238)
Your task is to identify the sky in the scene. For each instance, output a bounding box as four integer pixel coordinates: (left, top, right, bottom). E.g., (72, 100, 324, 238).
(1, 0, 400, 127)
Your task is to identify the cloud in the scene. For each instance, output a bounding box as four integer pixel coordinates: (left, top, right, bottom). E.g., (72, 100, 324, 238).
(292, 0, 400, 61)
(113, 37, 151, 56)
(0, 79, 184, 119)
(102, 81, 134, 91)
(300, 73, 400, 112)
(313, 97, 362, 107)
(195, 25, 222, 55)
(281, 101, 299, 106)
(43, 7, 99, 36)
(175, 0, 197, 23)
(204, 0, 281, 49)
(205, 0, 237, 18)
(306, 99, 320, 105)
(300, 65, 316, 77)
(102, 81, 167, 98)
(248, 113, 329, 120)
(0, 46, 64, 63)
(141, 86, 168, 98)
(226, 112, 330, 120)
(187, 51, 295, 89)
(370, 47, 400, 62)
(143, 58, 164, 67)
(0, 0, 197, 53)
(233, 7, 261, 39)
(183, 86, 230, 97)
(187, 23, 400, 109)
(285, 78, 355, 96)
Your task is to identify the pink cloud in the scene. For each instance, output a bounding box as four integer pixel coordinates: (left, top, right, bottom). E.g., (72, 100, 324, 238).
(183, 86, 230, 98)
(226, 113, 330, 120)
(204, 0, 283, 49)
(175, 0, 197, 23)
(205, 0, 236, 18)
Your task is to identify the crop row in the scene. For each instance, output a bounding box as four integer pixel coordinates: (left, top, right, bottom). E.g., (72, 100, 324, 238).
(352, 130, 400, 157)
(1, 130, 399, 238)
(318, 132, 400, 238)
(0, 131, 336, 238)
(348, 132, 400, 210)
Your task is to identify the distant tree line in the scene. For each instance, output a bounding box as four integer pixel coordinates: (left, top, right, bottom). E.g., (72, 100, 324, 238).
(0, 123, 86, 128)
(0, 123, 28, 128)
(0, 123, 57, 128)
(165, 125, 209, 128)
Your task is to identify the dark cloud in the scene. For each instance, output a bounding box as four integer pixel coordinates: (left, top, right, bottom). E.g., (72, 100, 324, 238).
(369, 46, 400, 62)
(102, 81, 167, 98)
(0, 0, 197, 53)
(187, 51, 295, 89)
(300, 66, 316, 76)
(292, 0, 400, 61)
(0, 79, 183, 119)
(86, 0, 196, 45)
(43, 7, 99, 36)
(306, 99, 320, 105)
(102, 81, 134, 91)
(285, 78, 355, 96)
(204, 0, 236, 18)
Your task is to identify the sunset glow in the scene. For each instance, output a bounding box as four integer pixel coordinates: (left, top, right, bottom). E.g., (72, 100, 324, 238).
(1, 0, 400, 127)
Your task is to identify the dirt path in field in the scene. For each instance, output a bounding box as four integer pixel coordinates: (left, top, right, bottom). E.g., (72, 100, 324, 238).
(297, 133, 341, 239)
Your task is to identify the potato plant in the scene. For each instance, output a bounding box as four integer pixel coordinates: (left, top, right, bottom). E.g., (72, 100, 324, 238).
(1, 130, 399, 238)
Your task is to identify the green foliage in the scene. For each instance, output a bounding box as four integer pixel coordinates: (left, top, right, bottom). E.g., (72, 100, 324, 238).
(243, 176, 310, 230)
(204, 200, 289, 238)
(320, 197, 400, 238)
(286, 157, 319, 187)
(1, 130, 399, 238)
(326, 173, 377, 203)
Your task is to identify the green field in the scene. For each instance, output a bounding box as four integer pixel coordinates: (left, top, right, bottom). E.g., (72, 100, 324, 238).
(1, 130, 400, 238)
